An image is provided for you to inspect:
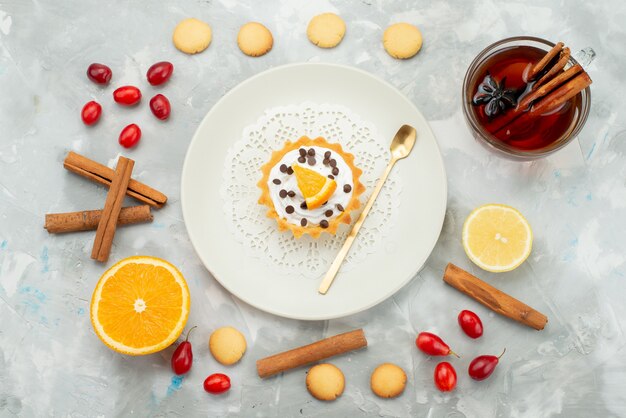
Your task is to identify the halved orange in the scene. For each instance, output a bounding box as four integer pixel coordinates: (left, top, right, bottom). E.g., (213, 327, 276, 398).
(292, 164, 337, 209)
(90, 256, 190, 355)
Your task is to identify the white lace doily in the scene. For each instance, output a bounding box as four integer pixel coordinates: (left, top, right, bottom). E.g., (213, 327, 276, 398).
(220, 103, 401, 279)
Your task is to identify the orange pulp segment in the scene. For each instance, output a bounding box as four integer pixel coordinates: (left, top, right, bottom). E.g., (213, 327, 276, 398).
(292, 164, 337, 209)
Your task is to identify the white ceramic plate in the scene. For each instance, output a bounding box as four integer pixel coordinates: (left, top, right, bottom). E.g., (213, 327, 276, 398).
(181, 63, 447, 320)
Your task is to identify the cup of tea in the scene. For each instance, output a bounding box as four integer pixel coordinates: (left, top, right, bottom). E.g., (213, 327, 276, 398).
(462, 36, 593, 161)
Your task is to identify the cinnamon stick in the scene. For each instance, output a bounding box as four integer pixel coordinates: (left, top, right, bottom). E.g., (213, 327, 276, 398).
(91, 157, 134, 262)
(521, 64, 582, 110)
(528, 41, 563, 80)
(256, 329, 367, 378)
(64, 152, 167, 208)
(530, 71, 592, 115)
(503, 72, 592, 134)
(45, 205, 152, 234)
(534, 47, 571, 89)
(443, 263, 548, 330)
(490, 64, 584, 134)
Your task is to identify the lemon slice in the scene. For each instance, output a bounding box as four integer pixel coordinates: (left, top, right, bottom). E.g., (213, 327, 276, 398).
(90, 256, 190, 355)
(462, 204, 533, 272)
(292, 164, 337, 209)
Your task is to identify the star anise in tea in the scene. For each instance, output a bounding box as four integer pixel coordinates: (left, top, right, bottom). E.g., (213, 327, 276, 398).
(472, 73, 517, 118)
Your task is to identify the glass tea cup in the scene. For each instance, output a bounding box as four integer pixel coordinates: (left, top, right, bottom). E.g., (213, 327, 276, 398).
(462, 36, 593, 161)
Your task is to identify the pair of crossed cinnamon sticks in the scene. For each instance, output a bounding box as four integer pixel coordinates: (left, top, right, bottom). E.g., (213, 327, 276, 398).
(44, 152, 168, 262)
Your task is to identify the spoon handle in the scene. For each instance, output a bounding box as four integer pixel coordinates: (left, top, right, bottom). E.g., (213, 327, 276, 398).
(318, 157, 397, 295)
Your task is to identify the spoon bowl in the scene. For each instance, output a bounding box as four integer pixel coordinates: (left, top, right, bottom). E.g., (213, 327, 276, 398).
(390, 125, 417, 160)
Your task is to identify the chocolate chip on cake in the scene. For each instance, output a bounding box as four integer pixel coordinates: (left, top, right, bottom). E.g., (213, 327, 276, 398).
(307, 148, 315, 156)
(298, 156, 306, 164)
(336, 204, 344, 212)
(329, 159, 337, 167)
(299, 148, 307, 157)
(332, 167, 339, 176)
(279, 189, 287, 198)
(286, 205, 295, 214)
(300, 218, 308, 227)
(300, 201, 308, 209)
(324, 151, 331, 159)
(343, 184, 352, 193)
(320, 220, 329, 228)
(273, 179, 281, 185)
(287, 190, 296, 197)
(279, 164, 288, 173)
(325, 210, 333, 217)
(328, 174, 335, 179)
(307, 157, 316, 166)
(286, 166, 294, 175)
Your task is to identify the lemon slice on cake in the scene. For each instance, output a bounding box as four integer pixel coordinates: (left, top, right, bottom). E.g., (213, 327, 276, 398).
(462, 204, 533, 273)
(292, 164, 337, 209)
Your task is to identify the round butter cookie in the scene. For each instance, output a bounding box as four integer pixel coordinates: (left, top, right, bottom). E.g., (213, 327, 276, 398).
(370, 363, 407, 398)
(383, 23, 423, 59)
(238, 22, 273, 57)
(307, 13, 346, 48)
(306, 363, 345, 401)
(209, 326, 247, 365)
(173, 18, 212, 54)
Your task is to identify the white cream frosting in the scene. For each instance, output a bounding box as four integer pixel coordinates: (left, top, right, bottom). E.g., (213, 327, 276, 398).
(268, 146, 354, 226)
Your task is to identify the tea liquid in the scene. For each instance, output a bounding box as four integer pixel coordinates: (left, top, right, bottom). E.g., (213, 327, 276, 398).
(471, 46, 581, 151)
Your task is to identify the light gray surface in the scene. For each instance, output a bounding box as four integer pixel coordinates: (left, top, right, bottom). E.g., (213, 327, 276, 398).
(1, 0, 625, 417)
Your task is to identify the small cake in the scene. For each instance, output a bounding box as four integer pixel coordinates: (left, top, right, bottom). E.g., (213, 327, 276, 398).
(258, 136, 365, 238)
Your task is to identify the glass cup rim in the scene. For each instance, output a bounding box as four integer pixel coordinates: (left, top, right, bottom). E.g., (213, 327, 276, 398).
(462, 36, 591, 160)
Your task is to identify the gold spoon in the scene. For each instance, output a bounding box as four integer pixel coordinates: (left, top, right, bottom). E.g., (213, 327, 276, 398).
(318, 124, 417, 295)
